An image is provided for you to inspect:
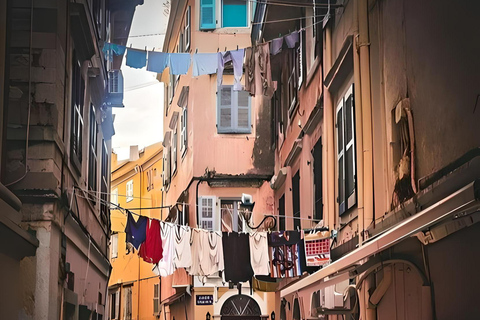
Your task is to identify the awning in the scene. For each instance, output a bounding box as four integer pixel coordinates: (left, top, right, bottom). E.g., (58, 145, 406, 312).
(177, 86, 189, 108)
(281, 180, 480, 297)
(160, 289, 186, 306)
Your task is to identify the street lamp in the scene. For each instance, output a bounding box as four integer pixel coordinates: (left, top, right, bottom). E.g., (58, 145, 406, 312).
(206, 311, 211, 320)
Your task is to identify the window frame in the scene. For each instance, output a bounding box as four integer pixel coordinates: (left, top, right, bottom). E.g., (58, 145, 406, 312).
(123, 285, 132, 320)
(220, 199, 245, 232)
(180, 107, 187, 157)
(71, 50, 85, 171)
(126, 180, 134, 202)
(109, 289, 120, 320)
(111, 233, 118, 259)
(100, 140, 109, 225)
(185, 6, 191, 52)
(336, 84, 356, 215)
(88, 105, 98, 192)
(172, 128, 178, 176)
(111, 188, 118, 208)
(217, 85, 251, 134)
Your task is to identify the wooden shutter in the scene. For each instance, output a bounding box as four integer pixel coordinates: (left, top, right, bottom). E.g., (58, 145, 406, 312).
(199, 196, 216, 230)
(236, 90, 251, 133)
(200, 0, 216, 30)
(218, 86, 233, 133)
(115, 289, 120, 320)
(344, 85, 356, 209)
(336, 99, 346, 215)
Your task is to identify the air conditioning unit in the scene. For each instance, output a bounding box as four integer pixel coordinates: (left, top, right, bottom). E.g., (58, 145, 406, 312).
(105, 70, 124, 108)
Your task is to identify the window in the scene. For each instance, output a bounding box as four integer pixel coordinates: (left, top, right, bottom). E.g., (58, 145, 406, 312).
(147, 169, 155, 191)
(100, 140, 109, 225)
(172, 128, 177, 175)
(287, 49, 299, 117)
(199, 196, 216, 230)
(111, 233, 118, 259)
(278, 195, 285, 231)
(200, 0, 254, 30)
(126, 180, 133, 202)
(312, 139, 323, 221)
(292, 171, 301, 230)
(153, 284, 160, 314)
(184, 6, 191, 51)
(163, 147, 171, 189)
(220, 200, 245, 232)
(109, 289, 119, 320)
(336, 84, 356, 215)
(222, 0, 247, 27)
(180, 107, 187, 157)
(111, 188, 118, 208)
(217, 86, 251, 134)
(124, 286, 132, 320)
(71, 50, 85, 169)
(88, 105, 98, 191)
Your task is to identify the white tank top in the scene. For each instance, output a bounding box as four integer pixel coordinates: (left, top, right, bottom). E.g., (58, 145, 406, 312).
(153, 222, 175, 277)
(249, 232, 270, 276)
(174, 226, 192, 269)
(200, 231, 224, 276)
(187, 229, 203, 276)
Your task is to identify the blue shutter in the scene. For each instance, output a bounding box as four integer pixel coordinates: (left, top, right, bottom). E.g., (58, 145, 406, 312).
(200, 0, 216, 30)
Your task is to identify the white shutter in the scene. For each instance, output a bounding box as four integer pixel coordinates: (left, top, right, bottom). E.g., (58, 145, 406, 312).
(336, 99, 345, 215)
(217, 86, 233, 133)
(111, 233, 118, 259)
(180, 108, 187, 156)
(236, 90, 251, 133)
(198, 196, 216, 230)
(344, 85, 356, 209)
(172, 129, 177, 174)
(185, 6, 191, 51)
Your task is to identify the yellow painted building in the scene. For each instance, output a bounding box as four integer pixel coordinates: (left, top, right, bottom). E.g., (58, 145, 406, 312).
(108, 143, 165, 320)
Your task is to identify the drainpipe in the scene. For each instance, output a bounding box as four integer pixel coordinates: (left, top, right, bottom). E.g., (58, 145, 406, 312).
(353, 0, 365, 247)
(323, 25, 335, 231)
(358, 0, 375, 319)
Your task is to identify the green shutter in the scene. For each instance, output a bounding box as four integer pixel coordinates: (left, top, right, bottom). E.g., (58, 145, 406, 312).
(236, 90, 251, 133)
(200, 0, 216, 30)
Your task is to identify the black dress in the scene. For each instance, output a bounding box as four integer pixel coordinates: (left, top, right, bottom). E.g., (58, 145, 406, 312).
(222, 232, 254, 283)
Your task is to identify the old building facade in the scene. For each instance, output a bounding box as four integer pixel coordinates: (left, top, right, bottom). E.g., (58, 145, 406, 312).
(109, 143, 164, 320)
(0, 0, 141, 319)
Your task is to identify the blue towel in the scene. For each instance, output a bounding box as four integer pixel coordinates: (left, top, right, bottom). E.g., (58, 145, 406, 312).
(169, 53, 191, 75)
(147, 51, 170, 73)
(126, 48, 147, 69)
(102, 43, 126, 61)
(192, 53, 218, 77)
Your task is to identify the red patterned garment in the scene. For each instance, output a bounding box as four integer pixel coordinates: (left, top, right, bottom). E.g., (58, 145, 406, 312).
(138, 219, 163, 264)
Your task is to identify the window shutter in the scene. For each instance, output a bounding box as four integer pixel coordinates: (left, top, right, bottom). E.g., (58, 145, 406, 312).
(111, 233, 118, 258)
(336, 100, 346, 215)
(180, 108, 187, 155)
(200, 0, 216, 30)
(345, 84, 356, 209)
(185, 6, 191, 51)
(236, 90, 251, 133)
(172, 129, 177, 174)
(217, 86, 233, 133)
(115, 289, 120, 320)
(198, 196, 215, 230)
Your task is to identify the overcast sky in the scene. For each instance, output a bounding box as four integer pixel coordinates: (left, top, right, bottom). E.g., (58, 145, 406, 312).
(112, 0, 169, 159)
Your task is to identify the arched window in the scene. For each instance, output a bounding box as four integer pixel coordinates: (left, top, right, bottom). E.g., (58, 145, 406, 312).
(220, 294, 261, 319)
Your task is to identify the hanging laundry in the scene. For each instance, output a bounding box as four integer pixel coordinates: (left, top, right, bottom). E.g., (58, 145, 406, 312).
(284, 31, 300, 48)
(201, 231, 224, 276)
(192, 53, 218, 77)
(244, 47, 256, 96)
(169, 53, 191, 75)
(270, 37, 283, 55)
(268, 231, 303, 278)
(138, 219, 163, 264)
(174, 226, 192, 269)
(126, 48, 147, 69)
(153, 222, 176, 277)
(102, 43, 126, 61)
(222, 232, 254, 283)
(147, 51, 170, 73)
(187, 229, 204, 276)
(257, 43, 274, 98)
(249, 232, 270, 276)
(124, 210, 148, 250)
(217, 49, 245, 91)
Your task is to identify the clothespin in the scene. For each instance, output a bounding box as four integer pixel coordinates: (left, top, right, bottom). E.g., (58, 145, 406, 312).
(236, 45, 239, 50)
(224, 46, 227, 52)
(153, 47, 155, 51)
(195, 48, 198, 54)
(144, 46, 147, 51)
(217, 47, 219, 52)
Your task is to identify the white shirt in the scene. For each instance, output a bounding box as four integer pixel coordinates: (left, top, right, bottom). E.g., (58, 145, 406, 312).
(200, 231, 224, 276)
(174, 226, 192, 269)
(153, 222, 175, 277)
(249, 232, 270, 276)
